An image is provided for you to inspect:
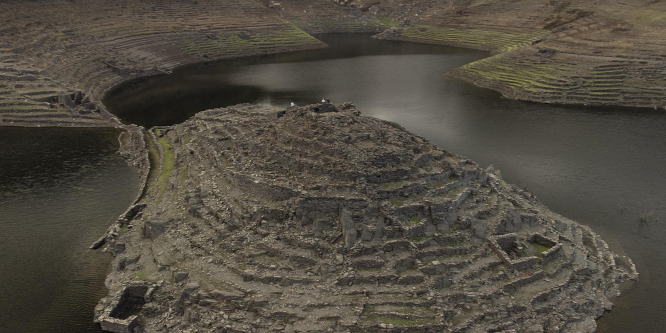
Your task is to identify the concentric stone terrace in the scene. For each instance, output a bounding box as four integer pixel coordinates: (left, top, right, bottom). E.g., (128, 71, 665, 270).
(96, 103, 636, 332)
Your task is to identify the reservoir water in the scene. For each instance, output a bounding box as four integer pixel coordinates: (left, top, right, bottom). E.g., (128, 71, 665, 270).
(48, 33, 666, 331)
(0, 128, 139, 332)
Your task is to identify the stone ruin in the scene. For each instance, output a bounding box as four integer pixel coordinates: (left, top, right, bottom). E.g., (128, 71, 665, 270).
(96, 103, 637, 332)
(95, 281, 157, 333)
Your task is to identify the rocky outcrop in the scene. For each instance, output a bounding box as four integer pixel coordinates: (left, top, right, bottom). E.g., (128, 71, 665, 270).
(97, 103, 637, 332)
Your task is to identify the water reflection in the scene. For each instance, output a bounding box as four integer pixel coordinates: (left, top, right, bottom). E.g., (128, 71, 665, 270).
(104, 34, 486, 127)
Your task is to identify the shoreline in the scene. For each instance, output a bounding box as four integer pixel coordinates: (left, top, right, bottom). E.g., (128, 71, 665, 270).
(1, 1, 665, 133)
(1, 1, 664, 331)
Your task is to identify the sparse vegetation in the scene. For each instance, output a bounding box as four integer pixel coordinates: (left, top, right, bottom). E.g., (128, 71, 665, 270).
(531, 242, 550, 261)
(132, 270, 149, 281)
(155, 129, 175, 193)
(382, 180, 409, 190)
(361, 313, 437, 326)
(145, 133, 161, 185)
(389, 198, 406, 206)
(400, 25, 546, 53)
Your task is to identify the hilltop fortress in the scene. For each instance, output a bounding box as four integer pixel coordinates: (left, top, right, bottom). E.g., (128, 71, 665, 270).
(94, 103, 636, 332)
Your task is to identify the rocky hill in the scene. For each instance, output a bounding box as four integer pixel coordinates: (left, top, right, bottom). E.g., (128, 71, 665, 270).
(95, 103, 636, 332)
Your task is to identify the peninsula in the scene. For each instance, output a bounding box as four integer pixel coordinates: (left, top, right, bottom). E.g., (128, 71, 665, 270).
(0, 0, 656, 332)
(95, 103, 636, 332)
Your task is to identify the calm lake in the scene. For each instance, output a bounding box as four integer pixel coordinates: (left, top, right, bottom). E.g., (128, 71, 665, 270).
(0, 128, 139, 332)
(8, 33, 662, 332)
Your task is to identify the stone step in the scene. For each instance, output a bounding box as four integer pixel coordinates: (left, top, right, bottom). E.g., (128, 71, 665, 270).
(454, 256, 503, 283)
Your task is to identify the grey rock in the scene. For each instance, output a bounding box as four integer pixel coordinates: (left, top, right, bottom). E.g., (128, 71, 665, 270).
(173, 271, 189, 283)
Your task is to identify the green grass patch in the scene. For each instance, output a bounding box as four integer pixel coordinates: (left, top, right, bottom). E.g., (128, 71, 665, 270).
(531, 242, 550, 261)
(412, 235, 433, 243)
(177, 166, 189, 183)
(401, 217, 421, 227)
(389, 198, 405, 206)
(444, 186, 466, 199)
(456, 54, 592, 97)
(378, 17, 400, 27)
(382, 180, 409, 190)
(448, 314, 464, 326)
(174, 25, 322, 57)
(154, 129, 175, 193)
(291, 17, 384, 33)
(629, 8, 666, 26)
(132, 270, 149, 281)
(362, 314, 436, 326)
(420, 258, 437, 265)
(145, 133, 161, 186)
(397, 307, 438, 315)
(427, 181, 447, 190)
(0, 104, 51, 110)
(401, 25, 546, 53)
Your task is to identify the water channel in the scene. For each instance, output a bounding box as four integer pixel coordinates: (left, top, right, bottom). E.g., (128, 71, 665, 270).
(3, 33, 663, 332)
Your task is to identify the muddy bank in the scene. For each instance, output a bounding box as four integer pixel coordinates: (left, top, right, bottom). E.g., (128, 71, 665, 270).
(95, 103, 636, 332)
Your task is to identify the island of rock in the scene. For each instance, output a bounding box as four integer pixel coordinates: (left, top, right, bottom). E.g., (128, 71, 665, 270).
(95, 103, 636, 332)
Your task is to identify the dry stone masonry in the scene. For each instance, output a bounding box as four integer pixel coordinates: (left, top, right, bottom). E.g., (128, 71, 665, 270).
(96, 103, 637, 332)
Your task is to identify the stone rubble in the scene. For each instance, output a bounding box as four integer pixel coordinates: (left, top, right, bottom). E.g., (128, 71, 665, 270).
(96, 102, 637, 332)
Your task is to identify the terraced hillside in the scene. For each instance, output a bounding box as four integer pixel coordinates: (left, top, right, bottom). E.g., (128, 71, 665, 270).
(95, 104, 636, 332)
(263, 0, 386, 33)
(2, 0, 666, 128)
(0, 42, 114, 127)
(0, 0, 365, 127)
(358, 0, 666, 109)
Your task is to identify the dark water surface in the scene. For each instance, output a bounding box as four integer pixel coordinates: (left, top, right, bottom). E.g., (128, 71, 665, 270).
(0, 127, 139, 332)
(106, 34, 666, 332)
